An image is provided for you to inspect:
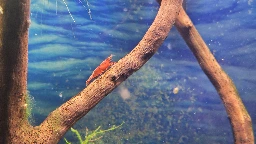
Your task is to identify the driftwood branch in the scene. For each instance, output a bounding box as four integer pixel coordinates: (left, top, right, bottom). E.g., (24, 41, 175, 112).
(2, 0, 251, 143)
(0, 0, 30, 143)
(1, 0, 184, 143)
(174, 7, 254, 144)
(32, 0, 183, 143)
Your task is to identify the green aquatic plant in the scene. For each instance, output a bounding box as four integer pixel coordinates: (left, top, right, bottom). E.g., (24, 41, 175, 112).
(24, 91, 35, 123)
(64, 122, 124, 144)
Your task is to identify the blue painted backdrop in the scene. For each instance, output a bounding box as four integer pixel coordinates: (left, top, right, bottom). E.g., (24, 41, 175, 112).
(28, 0, 256, 143)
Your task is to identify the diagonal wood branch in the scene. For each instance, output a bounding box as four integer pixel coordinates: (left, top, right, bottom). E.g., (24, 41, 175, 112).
(174, 7, 254, 144)
(1, 0, 253, 143)
(32, 0, 183, 143)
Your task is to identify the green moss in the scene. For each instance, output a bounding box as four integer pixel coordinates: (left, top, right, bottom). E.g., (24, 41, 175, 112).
(65, 122, 124, 144)
(25, 91, 35, 123)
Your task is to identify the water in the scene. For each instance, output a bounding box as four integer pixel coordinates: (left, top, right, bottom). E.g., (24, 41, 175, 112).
(28, 0, 256, 143)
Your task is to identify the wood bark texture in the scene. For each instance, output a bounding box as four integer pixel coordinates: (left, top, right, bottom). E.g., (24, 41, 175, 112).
(36, 0, 182, 143)
(0, 0, 183, 143)
(0, 0, 31, 143)
(175, 7, 254, 144)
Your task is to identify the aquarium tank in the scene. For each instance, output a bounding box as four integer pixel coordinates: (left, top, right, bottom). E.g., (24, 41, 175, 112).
(28, 0, 256, 143)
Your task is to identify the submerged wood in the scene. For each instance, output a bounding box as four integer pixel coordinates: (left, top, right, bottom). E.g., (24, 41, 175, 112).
(0, 0, 31, 143)
(38, 0, 182, 143)
(0, 0, 183, 143)
(174, 7, 254, 144)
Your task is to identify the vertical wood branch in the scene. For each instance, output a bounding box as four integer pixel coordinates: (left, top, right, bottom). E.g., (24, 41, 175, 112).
(0, 0, 30, 143)
(175, 8, 254, 144)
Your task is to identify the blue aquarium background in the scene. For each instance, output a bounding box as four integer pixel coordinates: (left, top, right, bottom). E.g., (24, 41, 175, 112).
(28, 0, 256, 143)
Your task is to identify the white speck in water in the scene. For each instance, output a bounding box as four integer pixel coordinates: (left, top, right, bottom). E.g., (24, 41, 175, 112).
(167, 43, 172, 50)
(59, 92, 63, 98)
(118, 86, 131, 100)
(173, 87, 179, 94)
(248, 0, 253, 5)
